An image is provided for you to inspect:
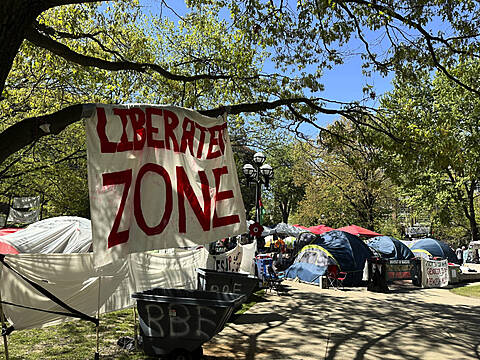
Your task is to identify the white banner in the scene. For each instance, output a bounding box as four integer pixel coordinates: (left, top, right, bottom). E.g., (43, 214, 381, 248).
(206, 244, 243, 272)
(421, 258, 449, 288)
(86, 104, 246, 266)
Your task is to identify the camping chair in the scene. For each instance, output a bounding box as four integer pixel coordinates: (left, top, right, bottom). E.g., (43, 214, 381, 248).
(326, 264, 347, 290)
(264, 265, 286, 294)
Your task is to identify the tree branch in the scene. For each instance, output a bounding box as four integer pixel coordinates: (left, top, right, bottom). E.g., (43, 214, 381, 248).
(25, 24, 233, 82)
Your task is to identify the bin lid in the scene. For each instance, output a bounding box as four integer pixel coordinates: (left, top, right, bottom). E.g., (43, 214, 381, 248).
(132, 288, 246, 307)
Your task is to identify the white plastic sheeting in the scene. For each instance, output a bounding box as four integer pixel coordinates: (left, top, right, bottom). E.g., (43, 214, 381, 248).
(0, 217, 92, 254)
(0, 253, 127, 330)
(0, 242, 256, 331)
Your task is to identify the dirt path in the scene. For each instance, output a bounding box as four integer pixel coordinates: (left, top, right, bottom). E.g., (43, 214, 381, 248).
(203, 280, 480, 360)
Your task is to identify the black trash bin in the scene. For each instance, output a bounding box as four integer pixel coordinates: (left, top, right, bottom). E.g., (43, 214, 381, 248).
(132, 288, 245, 359)
(196, 268, 259, 300)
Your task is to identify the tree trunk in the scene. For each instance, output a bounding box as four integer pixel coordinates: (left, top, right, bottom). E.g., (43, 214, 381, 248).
(467, 184, 479, 242)
(0, 1, 44, 96)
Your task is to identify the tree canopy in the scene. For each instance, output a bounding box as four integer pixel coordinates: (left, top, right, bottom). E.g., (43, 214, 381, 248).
(378, 59, 480, 242)
(2, 0, 480, 167)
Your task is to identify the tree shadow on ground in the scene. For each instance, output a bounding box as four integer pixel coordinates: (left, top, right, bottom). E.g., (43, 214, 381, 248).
(204, 282, 480, 360)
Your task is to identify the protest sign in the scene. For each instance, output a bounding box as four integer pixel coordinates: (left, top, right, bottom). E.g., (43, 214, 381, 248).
(421, 258, 448, 288)
(86, 104, 246, 266)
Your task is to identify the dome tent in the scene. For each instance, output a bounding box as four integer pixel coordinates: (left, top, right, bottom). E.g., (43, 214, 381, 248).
(285, 230, 373, 286)
(367, 236, 415, 260)
(410, 238, 460, 264)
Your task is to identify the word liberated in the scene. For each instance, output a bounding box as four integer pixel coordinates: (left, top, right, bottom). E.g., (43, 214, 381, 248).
(96, 107, 227, 160)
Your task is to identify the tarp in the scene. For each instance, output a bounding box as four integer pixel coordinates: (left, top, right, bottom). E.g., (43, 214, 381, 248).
(307, 225, 334, 235)
(0, 241, 18, 255)
(0, 241, 257, 331)
(286, 230, 373, 286)
(367, 236, 415, 260)
(85, 104, 246, 267)
(336, 225, 380, 237)
(293, 224, 309, 231)
(0, 217, 92, 254)
(273, 222, 305, 237)
(410, 238, 459, 264)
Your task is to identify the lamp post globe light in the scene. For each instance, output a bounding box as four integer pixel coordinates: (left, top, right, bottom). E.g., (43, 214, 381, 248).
(242, 152, 274, 231)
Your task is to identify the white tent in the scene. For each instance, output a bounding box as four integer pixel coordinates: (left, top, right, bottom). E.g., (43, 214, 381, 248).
(0, 217, 257, 332)
(0, 216, 92, 254)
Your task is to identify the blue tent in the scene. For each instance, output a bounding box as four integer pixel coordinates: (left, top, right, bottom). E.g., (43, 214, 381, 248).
(367, 236, 415, 260)
(285, 230, 373, 286)
(410, 238, 459, 264)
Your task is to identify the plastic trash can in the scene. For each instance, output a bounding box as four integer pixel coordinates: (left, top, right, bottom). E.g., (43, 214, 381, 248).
(132, 288, 245, 359)
(196, 268, 259, 305)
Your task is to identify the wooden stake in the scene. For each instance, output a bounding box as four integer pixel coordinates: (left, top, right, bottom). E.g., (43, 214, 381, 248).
(95, 276, 101, 360)
(133, 306, 138, 349)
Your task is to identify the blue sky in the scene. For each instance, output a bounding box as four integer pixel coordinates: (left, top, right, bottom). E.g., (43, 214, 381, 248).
(141, 0, 395, 133)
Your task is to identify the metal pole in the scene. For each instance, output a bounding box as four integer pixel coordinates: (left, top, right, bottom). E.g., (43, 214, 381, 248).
(255, 165, 261, 224)
(95, 276, 101, 360)
(0, 288, 10, 360)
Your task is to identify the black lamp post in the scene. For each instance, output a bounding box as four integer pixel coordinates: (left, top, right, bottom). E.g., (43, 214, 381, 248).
(242, 152, 274, 226)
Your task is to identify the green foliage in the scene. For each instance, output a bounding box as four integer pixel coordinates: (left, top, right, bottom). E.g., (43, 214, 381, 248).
(1, 2, 269, 218)
(264, 141, 306, 224)
(291, 119, 399, 233)
(378, 59, 480, 242)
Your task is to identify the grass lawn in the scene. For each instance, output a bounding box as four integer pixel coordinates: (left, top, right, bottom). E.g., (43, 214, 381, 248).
(450, 284, 480, 299)
(0, 290, 266, 359)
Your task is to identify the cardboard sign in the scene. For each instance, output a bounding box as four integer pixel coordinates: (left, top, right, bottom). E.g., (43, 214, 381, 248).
(86, 104, 246, 266)
(421, 258, 448, 288)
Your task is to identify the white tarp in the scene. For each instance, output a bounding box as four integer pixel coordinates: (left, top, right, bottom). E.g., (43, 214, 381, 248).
(421, 258, 449, 288)
(0, 253, 128, 330)
(0, 217, 92, 254)
(85, 104, 246, 266)
(0, 244, 256, 331)
(239, 240, 257, 274)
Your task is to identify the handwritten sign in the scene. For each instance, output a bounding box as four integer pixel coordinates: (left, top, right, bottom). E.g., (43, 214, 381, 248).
(421, 258, 448, 288)
(206, 245, 243, 272)
(86, 104, 246, 266)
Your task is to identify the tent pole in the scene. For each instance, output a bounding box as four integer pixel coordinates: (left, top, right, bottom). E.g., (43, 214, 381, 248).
(133, 306, 138, 349)
(95, 276, 101, 360)
(0, 288, 10, 360)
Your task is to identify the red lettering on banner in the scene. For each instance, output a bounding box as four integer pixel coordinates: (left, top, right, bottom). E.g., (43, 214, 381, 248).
(146, 107, 165, 149)
(180, 117, 195, 156)
(130, 108, 146, 150)
(176, 166, 211, 232)
(212, 166, 240, 227)
(207, 124, 226, 159)
(195, 124, 207, 159)
(114, 108, 134, 152)
(102, 169, 132, 248)
(164, 110, 180, 152)
(96, 107, 117, 153)
(96, 106, 228, 160)
(101, 164, 240, 248)
(134, 163, 173, 236)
